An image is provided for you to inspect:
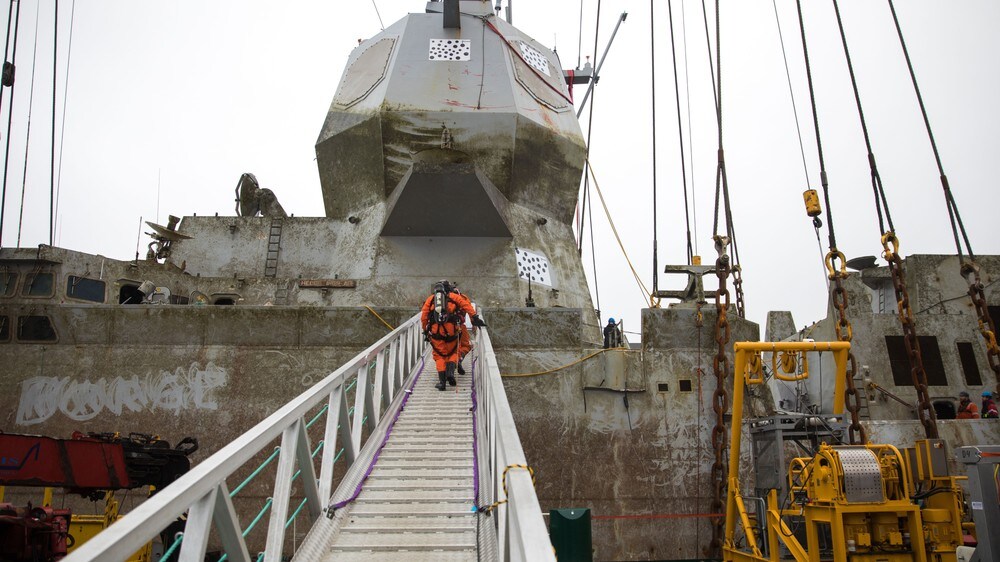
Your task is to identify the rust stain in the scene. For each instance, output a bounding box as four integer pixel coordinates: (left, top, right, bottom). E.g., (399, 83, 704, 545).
(448, 83, 459, 91)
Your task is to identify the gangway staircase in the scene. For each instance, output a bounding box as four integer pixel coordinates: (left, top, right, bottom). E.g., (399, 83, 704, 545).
(64, 312, 553, 562)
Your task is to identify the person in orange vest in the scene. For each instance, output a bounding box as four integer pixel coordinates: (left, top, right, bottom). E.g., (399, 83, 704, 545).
(421, 280, 486, 390)
(451, 284, 474, 375)
(956, 391, 979, 419)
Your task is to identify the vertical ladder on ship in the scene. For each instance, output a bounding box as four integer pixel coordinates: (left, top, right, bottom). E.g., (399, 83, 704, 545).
(854, 371, 871, 420)
(293, 355, 486, 561)
(265, 218, 283, 277)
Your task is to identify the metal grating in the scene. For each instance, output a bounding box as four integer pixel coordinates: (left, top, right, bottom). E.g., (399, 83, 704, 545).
(835, 447, 884, 503)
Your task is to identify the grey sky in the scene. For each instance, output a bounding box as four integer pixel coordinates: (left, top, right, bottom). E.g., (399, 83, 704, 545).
(1, 1, 997, 337)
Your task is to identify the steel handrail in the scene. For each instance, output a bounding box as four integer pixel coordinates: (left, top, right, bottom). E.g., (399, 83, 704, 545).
(474, 320, 556, 562)
(65, 312, 424, 562)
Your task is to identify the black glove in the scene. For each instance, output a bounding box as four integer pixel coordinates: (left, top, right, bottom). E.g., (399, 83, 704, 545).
(423, 329, 431, 342)
(471, 315, 487, 328)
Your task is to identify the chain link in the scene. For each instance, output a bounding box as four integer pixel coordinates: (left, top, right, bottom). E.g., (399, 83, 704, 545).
(708, 236, 731, 558)
(883, 233, 938, 439)
(826, 250, 867, 445)
(962, 260, 1000, 395)
(733, 264, 745, 318)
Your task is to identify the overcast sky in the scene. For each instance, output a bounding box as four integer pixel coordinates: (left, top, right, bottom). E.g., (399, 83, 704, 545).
(0, 0, 997, 337)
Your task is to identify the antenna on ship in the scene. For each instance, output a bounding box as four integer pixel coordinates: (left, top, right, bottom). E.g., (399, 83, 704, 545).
(134, 215, 143, 262)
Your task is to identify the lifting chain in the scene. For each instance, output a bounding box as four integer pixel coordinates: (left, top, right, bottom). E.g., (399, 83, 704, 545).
(826, 250, 867, 445)
(962, 260, 1000, 394)
(732, 264, 746, 318)
(708, 235, 731, 558)
(883, 233, 938, 439)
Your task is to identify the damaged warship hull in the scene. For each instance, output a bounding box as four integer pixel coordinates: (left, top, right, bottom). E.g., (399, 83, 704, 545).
(1, 2, 998, 560)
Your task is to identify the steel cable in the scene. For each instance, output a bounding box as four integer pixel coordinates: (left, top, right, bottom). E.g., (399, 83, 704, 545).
(0, 0, 22, 246)
(832, 0, 937, 439)
(667, 0, 694, 266)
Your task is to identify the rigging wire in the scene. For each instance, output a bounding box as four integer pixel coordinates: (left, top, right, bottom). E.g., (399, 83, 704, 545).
(886, 0, 973, 261)
(772, 0, 827, 289)
(587, 160, 651, 304)
(700, 1, 718, 119)
(49, 0, 58, 246)
(794, 0, 835, 252)
(54, 0, 76, 246)
(583, 0, 602, 315)
(0, 0, 14, 112)
(705, 0, 739, 274)
(370, 0, 385, 31)
(831, 0, 894, 236)
(770, 0, 811, 191)
(16, 0, 40, 247)
(0, 0, 22, 247)
(680, 0, 698, 257)
(649, 0, 659, 300)
(576, 0, 583, 69)
(667, 0, 694, 266)
(578, 0, 601, 255)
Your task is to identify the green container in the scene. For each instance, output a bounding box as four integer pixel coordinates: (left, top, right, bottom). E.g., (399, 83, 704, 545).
(549, 508, 592, 561)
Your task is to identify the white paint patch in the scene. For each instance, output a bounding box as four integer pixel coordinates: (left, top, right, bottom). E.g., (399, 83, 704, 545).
(15, 362, 228, 426)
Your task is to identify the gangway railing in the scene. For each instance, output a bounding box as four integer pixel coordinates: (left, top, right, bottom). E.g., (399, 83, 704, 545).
(473, 318, 557, 562)
(65, 310, 554, 561)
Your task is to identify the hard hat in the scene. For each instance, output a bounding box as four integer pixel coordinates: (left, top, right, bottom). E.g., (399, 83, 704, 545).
(984, 391, 993, 397)
(959, 391, 969, 397)
(608, 317, 615, 323)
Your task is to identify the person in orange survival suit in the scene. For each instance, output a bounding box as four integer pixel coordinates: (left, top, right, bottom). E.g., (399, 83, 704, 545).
(451, 284, 473, 375)
(421, 280, 487, 390)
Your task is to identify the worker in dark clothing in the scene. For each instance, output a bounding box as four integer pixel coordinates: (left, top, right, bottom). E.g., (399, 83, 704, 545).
(983, 391, 999, 419)
(421, 280, 486, 390)
(603, 317, 622, 349)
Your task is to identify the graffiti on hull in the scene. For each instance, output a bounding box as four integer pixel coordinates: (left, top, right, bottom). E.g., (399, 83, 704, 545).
(15, 362, 227, 426)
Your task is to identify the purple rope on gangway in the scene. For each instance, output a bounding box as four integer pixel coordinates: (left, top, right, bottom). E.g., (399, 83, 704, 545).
(470, 353, 481, 509)
(329, 353, 426, 511)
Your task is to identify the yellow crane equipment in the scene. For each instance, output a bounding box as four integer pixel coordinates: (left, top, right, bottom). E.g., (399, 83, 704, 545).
(723, 341, 968, 562)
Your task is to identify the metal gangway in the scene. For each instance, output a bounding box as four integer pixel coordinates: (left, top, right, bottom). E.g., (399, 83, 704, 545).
(65, 312, 554, 562)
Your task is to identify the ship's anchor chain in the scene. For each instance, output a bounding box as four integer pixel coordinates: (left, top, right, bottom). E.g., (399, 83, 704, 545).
(826, 250, 867, 445)
(883, 233, 939, 439)
(708, 235, 731, 557)
(962, 260, 1000, 395)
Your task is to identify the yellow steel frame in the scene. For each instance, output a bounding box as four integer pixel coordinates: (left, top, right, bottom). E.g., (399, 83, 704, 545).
(722, 341, 967, 562)
(724, 341, 849, 562)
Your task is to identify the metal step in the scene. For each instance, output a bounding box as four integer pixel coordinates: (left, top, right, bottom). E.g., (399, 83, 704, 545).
(319, 552, 475, 562)
(309, 351, 486, 558)
(339, 515, 474, 532)
(329, 529, 475, 550)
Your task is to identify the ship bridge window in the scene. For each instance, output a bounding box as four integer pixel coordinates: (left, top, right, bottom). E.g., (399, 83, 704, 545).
(119, 283, 143, 304)
(21, 271, 54, 297)
(884, 335, 948, 387)
(18, 315, 56, 342)
(1, 271, 16, 297)
(956, 341, 983, 386)
(0, 316, 9, 341)
(66, 276, 106, 303)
